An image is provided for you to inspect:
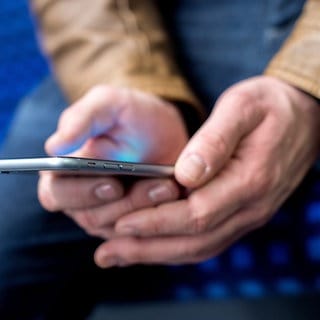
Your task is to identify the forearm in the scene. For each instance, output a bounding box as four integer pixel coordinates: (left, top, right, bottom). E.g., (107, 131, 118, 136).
(265, 0, 320, 102)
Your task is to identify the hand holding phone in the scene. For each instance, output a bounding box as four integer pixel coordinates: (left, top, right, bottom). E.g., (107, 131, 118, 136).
(44, 86, 188, 169)
(27, 87, 187, 240)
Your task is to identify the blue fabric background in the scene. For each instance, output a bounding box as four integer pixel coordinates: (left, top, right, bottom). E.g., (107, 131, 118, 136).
(0, 1, 48, 145)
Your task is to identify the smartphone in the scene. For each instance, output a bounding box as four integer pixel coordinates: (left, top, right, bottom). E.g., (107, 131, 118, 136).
(0, 156, 174, 177)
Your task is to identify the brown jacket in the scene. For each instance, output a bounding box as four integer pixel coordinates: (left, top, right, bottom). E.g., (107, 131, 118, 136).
(31, 0, 320, 122)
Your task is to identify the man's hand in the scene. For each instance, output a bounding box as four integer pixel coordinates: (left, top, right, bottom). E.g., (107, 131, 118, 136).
(93, 76, 320, 267)
(38, 86, 188, 237)
(44, 85, 188, 164)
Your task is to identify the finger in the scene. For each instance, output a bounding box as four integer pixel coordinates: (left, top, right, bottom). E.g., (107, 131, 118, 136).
(67, 178, 180, 235)
(38, 172, 124, 212)
(175, 86, 265, 188)
(68, 132, 144, 162)
(45, 86, 128, 156)
(80, 225, 117, 240)
(95, 206, 259, 267)
(115, 163, 247, 237)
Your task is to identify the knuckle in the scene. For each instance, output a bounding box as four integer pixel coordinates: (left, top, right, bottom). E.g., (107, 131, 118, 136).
(244, 167, 273, 201)
(193, 215, 210, 235)
(233, 89, 255, 107)
(76, 209, 101, 231)
(187, 195, 211, 234)
(88, 84, 123, 104)
(181, 240, 213, 264)
(58, 107, 75, 129)
(38, 188, 56, 212)
(222, 85, 263, 125)
(56, 108, 80, 142)
(242, 207, 272, 231)
(252, 211, 270, 230)
(83, 228, 99, 238)
(187, 248, 209, 264)
(89, 84, 112, 97)
(199, 129, 229, 159)
(151, 209, 169, 235)
(58, 107, 70, 122)
(82, 224, 114, 239)
(225, 84, 257, 108)
(254, 206, 274, 228)
(123, 196, 135, 214)
(121, 240, 141, 264)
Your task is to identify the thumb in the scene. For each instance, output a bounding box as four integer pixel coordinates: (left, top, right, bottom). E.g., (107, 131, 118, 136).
(46, 86, 122, 156)
(175, 88, 265, 188)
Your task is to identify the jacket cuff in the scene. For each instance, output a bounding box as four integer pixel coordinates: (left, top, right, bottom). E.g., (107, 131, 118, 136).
(64, 71, 205, 136)
(264, 0, 320, 100)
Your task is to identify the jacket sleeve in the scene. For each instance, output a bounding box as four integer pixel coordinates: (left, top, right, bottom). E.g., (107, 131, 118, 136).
(265, 0, 320, 100)
(30, 0, 204, 131)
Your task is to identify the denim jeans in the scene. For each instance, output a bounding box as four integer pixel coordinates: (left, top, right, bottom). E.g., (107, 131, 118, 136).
(159, 0, 305, 110)
(0, 1, 309, 319)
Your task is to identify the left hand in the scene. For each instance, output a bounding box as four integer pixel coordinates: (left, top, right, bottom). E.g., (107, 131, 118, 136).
(38, 86, 188, 238)
(44, 85, 188, 164)
(94, 76, 320, 268)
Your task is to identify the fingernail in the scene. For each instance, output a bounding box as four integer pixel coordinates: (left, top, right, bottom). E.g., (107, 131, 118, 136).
(148, 184, 173, 203)
(180, 153, 207, 182)
(95, 184, 118, 201)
